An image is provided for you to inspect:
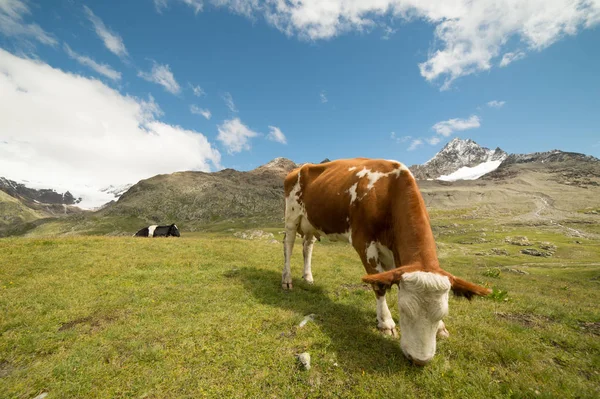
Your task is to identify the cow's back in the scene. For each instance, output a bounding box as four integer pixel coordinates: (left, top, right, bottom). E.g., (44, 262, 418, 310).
(285, 159, 410, 236)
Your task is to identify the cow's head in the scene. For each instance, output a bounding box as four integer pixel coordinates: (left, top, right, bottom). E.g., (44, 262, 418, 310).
(170, 224, 181, 237)
(363, 267, 490, 366)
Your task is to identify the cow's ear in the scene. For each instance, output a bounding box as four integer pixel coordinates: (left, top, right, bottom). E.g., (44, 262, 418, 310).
(362, 268, 404, 286)
(449, 276, 491, 300)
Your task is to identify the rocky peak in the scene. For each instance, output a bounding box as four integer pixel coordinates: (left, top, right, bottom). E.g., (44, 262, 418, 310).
(410, 138, 508, 179)
(251, 157, 298, 178)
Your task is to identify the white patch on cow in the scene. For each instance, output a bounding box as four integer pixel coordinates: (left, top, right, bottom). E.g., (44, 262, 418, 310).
(376, 242, 395, 270)
(366, 171, 386, 189)
(354, 165, 407, 197)
(285, 173, 305, 223)
(348, 166, 357, 171)
(347, 183, 358, 204)
(397, 271, 451, 365)
(326, 227, 352, 244)
(147, 225, 158, 237)
(356, 167, 369, 178)
(366, 241, 383, 272)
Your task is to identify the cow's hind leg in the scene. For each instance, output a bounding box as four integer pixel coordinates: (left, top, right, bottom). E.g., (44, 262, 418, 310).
(302, 234, 316, 284)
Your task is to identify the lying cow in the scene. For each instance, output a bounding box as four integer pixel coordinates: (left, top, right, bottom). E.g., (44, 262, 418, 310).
(282, 158, 490, 366)
(134, 224, 180, 237)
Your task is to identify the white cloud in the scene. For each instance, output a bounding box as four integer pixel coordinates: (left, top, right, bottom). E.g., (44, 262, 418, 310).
(203, 1, 600, 89)
(381, 25, 396, 40)
(64, 43, 121, 81)
(407, 139, 423, 151)
(83, 5, 128, 59)
(320, 90, 328, 103)
(0, 48, 220, 208)
(138, 62, 181, 94)
(432, 115, 481, 137)
(154, 0, 204, 14)
(222, 92, 238, 112)
(190, 83, 205, 97)
(266, 126, 287, 144)
(190, 104, 211, 120)
(0, 0, 56, 45)
(217, 118, 259, 154)
(487, 100, 505, 108)
(426, 136, 441, 145)
(500, 51, 526, 67)
(391, 132, 412, 143)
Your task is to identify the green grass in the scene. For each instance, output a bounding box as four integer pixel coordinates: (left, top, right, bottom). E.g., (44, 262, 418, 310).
(1, 227, 599, 398)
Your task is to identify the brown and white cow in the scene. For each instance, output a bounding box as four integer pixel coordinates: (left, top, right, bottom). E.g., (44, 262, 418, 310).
(282, 158, 490, 366)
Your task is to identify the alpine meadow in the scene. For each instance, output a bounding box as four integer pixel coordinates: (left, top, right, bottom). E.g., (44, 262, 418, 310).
(2, 1, 600, 398)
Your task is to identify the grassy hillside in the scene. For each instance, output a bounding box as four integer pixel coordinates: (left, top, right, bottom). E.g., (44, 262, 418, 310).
(1, 224, 598, 398)
(0, 191, 46, 232)
(99, 168, 289, 230)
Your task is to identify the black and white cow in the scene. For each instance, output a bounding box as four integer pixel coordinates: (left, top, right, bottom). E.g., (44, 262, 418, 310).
(134, 224, 180, 237)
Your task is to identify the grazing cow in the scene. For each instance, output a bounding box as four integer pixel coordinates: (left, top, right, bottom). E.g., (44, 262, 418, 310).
(134, 224, 180, 237)
(282, 158, 490, 366)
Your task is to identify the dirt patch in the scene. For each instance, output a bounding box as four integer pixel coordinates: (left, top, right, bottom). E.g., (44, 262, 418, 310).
(339, 283, 372, 292)
(495, 312, 551, 327)
(58, 313, 117, 332)
(578, 321, 600, 336)
(0, 360, 14, 378)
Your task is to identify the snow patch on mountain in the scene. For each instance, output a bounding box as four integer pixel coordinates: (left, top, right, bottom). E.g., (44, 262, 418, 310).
(438, 160, 503, 181)
(410, 138, 507, 180)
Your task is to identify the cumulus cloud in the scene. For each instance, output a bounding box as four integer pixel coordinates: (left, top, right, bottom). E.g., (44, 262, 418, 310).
(222, 92, 238, 112)
(217, 118, 259, 154)
(0, 0, 56, 45)
(487, 100, 505, 108)
(266, 126, 287, 144)
(432, 115, 480, 137)
(407, 139, 423, 151)
(83, 5, 128, 59)
(138, 62, 181, 94)
(190, 104, 211, 120)
(64, 43, 121, 81)
(198, 0, 600, 89)
(0, 48, 220, 208)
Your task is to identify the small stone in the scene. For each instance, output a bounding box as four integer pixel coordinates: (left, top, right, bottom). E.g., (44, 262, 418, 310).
(297, 352, 311, 370)
(298, 314, 316, 328)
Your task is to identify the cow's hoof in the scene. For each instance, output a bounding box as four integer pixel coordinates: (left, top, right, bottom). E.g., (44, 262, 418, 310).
(282, 282, 293, 290)
(302, 275, 314, 284)
(379, 327, 399, 338)
(437, 321, 449, 339)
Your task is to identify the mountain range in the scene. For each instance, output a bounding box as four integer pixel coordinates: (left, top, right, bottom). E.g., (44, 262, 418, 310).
(1, 138, 599, 236)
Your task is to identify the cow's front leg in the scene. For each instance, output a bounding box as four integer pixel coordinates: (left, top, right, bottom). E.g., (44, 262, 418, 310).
(302, 234, 316, 284)
(374, 287, 398, 338)
(282, 230, 296, 290)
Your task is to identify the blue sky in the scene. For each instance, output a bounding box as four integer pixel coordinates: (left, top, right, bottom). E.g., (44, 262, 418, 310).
(1, 0, 599, 205)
